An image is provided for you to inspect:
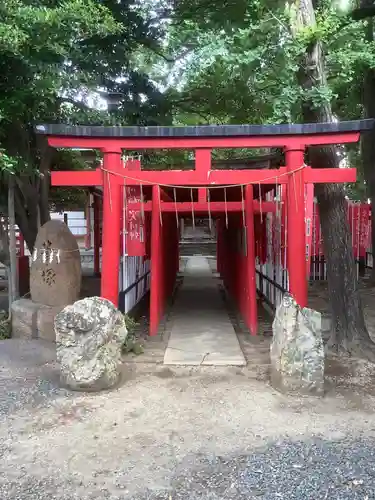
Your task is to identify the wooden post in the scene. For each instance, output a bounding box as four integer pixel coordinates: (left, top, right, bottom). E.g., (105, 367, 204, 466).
(245, 185, 258, 335)
(216, 218, 222, 277)
(100, 151, 122, 307)
(195, 149, 211, 204)
(150, 185, 161, 335)
(93, 194, 101, 276)
(18, 232, 25, 257)
(85, 192, 92, 250)
(176, 223, 180, 275)
(285, 147, 307, 308)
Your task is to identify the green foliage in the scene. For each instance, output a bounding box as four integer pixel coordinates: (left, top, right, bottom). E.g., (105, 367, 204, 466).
(0, 311, 10, 340)
(138, 0, 373, 199)
(0, 150, 18, 175)
(122, 315, 144, 355)
(1, 0, 373, 213)
(0, 0, 172, 254)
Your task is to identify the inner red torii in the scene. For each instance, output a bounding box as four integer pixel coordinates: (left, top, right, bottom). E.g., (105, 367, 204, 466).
(36, 120, 373, 336)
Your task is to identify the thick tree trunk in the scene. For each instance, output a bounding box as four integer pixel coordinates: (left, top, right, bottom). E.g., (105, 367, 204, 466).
(3, 128, 52, 253)
(292, 0, 375, 357)
(8, 177, 18, 306)
(38, 143, 52, 226)
(14, 182, 39, 252)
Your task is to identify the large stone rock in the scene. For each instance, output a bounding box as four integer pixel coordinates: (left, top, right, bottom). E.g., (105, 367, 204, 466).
(11, 298, 64, 341)
(270, 294, 324, 396)
(30, 220, 81, 307)
(55, 297, 128, 391)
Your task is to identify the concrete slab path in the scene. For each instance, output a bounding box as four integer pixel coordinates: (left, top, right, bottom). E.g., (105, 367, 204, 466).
(164, 255, 246, 366)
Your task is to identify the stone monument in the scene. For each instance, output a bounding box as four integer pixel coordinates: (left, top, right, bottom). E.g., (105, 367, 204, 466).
(12, 220, 82, 341)
(55, 297, 128, 391)
(270, 293, 324, 396)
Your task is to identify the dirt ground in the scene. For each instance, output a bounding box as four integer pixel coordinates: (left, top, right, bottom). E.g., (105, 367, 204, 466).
(2, 338, 375, 499)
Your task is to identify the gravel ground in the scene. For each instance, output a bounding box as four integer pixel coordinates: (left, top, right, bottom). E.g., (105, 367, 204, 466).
(2, 339, 375, 499)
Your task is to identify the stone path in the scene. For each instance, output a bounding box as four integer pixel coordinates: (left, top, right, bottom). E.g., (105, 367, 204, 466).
(163, 256, 246, 366)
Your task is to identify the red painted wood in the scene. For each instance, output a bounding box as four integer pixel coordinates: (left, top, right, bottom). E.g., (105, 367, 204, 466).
(126, 201, 276, 213)
(51, 168, 102, 186)
(85, 194, 92, 250)
(198, 189, 206, 203)
(195, 149, 211, 174)
(100, 152, 122, 306)
(245, 185, 258, 335)
(51, 166, 355, 188)
(125, 159, 146, 256)
(17, 255, 29, 298)
(18, 233, 25, 257)
(110, 168, 292, 186)
(150, 185, 161, 336)
(286, 149, 307, 308)
(93, 194, 101, 276)
(47, 132, 360, 150)
(216, 219, 222, 277)
(47, 129, 360, 337)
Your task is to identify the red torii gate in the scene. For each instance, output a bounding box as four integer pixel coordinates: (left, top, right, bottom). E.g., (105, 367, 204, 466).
(36, 120, 373, 335)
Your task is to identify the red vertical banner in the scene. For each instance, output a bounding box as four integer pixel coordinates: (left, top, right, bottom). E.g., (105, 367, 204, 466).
(359, 203, 371, 257)
(347, 202, 370, 258)
(348, 203, 360, 258)
(305, 184, 314, 277)
(124, 159, 146, 257)
(125, 186, 146, 256)
(311, 202, 323, 258)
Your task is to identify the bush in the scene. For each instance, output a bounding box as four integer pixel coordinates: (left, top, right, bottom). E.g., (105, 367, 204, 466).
(0, 310, 10, 339)
(122, 314, 144, 355)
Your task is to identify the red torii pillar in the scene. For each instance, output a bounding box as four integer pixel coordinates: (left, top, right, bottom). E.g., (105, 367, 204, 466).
(150, 185, 162, 334)
(101, 150, 123, 306)
(245, 184, 257, 334)
(285, 147, 307, 308)
(93, 193, 101, 276)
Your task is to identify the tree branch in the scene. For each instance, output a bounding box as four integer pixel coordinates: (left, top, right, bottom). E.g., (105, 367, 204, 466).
(59, 97, 93, 111)
(143, 42, 195, 64)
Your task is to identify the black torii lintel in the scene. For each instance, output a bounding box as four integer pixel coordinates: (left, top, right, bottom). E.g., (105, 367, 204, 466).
(35, 119, 375, 139)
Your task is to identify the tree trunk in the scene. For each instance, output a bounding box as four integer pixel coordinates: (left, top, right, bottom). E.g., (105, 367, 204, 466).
(292, 0, 375, 357)
(38, 143, 52, 226)
(3, 128, 52, 254)
(8, 176, 18, 309)
(14, 182, 39, 252)
(360, 0, 375, 282)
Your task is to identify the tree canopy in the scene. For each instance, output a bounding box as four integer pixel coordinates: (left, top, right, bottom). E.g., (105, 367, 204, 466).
(0, 0, 171, 250)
